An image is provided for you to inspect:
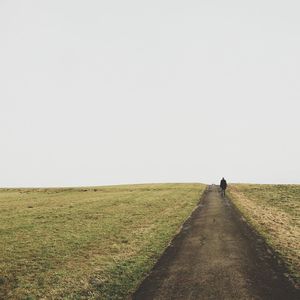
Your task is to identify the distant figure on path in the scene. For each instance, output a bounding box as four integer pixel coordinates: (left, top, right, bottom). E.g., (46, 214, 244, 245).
(220, 177, 227, 196)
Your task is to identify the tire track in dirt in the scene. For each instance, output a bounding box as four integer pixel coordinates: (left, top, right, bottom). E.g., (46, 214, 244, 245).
(132, 185, 299, 300)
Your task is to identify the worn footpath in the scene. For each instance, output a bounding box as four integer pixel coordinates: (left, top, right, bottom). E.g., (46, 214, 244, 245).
(133, 185, 299, 300)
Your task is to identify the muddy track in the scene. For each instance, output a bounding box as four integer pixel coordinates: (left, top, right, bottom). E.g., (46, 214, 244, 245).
(132, 185, 299, 300)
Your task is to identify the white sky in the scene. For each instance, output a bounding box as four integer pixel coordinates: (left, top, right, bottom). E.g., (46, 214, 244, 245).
(0, 0, 299, 187)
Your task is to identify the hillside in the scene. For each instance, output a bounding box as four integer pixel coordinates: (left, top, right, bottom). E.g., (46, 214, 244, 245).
(0, 183, 205, 299)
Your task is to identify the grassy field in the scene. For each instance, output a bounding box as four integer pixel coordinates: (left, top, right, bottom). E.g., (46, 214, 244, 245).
(228, 184, 300, 283)
(0, 183, 205, 299)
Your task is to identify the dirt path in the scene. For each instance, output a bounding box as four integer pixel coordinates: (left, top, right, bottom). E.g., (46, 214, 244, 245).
(133, 185, 299, 300)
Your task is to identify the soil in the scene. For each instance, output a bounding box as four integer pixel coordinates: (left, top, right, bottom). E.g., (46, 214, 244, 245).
(132, 185, 300, 300)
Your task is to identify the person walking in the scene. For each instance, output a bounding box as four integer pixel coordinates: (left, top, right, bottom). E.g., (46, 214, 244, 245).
(220, 177, 227, 197)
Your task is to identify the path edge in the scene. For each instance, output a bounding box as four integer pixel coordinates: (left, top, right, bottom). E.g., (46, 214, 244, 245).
(225, 192, 300, 290)
(130, 185, 210, 299)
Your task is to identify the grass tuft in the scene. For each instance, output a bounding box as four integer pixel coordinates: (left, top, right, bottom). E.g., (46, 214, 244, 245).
(228, 184, 300, 283)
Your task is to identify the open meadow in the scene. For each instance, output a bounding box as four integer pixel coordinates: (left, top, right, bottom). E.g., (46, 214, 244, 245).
(0, 183, 205, 299)
(228, 184, 300, 284)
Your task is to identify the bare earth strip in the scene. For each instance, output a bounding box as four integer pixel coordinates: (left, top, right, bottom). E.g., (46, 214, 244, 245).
(132, 185, 300, 300)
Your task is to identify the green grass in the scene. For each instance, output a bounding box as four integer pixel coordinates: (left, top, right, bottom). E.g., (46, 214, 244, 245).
(228, 184, 300, 282)
(0, 183, 205, 299)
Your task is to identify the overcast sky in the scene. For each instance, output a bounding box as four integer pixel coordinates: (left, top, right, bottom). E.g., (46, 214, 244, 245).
(0, 1, 299, 187)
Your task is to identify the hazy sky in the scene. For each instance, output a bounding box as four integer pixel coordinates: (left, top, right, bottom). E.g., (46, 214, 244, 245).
(1, 1, 299, 187)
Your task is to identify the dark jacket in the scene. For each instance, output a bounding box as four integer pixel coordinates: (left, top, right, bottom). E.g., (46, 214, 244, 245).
(220, 179, 227, 190)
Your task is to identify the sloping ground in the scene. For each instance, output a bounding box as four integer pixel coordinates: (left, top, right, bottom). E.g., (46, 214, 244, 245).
(228, 184, 300, 286)
(0, 183, 205, 299)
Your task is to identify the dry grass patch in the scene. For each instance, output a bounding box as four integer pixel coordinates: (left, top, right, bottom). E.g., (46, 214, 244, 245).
(0, 183, 205, 299)
(228, 184, 300, 282)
